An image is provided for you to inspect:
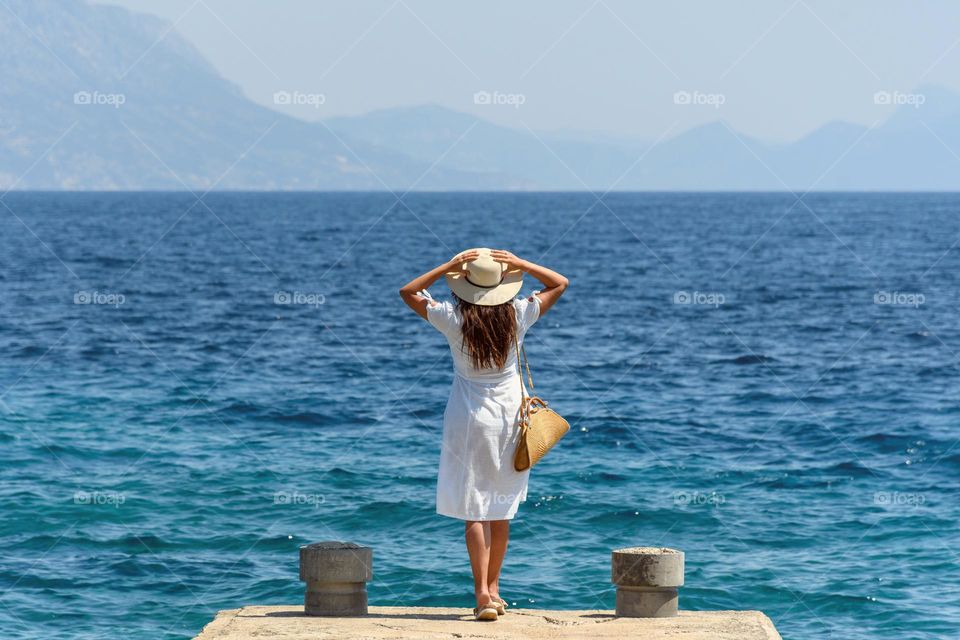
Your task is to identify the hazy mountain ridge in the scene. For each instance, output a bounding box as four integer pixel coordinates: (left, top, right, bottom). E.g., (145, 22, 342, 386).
(2, 0, 960, 190)
(0, 0, 505, 190)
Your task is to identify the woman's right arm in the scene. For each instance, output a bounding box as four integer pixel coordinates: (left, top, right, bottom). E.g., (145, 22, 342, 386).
(490, 250, 568, 316)
(399, 249, 479, 320)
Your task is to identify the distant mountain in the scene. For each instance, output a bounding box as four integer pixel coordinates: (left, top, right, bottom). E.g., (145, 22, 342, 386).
(2, 0, 960, 190)
(326, 105, 643, 189)
(332, 90, 960, 190)
(0, 0, 505, 190)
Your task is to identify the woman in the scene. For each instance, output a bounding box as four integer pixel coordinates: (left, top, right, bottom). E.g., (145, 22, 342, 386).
(399, 248, 568, 621)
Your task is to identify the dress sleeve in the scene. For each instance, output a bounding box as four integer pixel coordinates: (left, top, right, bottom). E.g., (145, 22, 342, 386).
(426, 298, 458, 336)
(515, 292, 542, 333)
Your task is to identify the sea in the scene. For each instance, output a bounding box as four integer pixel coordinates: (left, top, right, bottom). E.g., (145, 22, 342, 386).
(1, 192, 958, 639)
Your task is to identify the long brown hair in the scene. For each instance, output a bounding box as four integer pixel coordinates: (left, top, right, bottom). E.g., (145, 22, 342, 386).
(454, 295, 516, 370)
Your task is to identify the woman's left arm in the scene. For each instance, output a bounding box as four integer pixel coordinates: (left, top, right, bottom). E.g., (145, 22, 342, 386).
(399, 250, 479, 320)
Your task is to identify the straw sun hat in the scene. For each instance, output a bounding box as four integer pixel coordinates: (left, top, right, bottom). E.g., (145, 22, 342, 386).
(445, 248, 523, 306)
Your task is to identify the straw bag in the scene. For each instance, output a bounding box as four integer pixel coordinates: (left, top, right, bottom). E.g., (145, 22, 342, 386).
(513, 332, 570, 471)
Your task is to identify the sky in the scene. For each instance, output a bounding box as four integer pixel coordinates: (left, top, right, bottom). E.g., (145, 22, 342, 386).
(94, 0, 960, 143)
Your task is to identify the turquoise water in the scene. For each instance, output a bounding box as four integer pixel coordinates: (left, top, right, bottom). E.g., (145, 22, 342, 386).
(1, 192, 958, 639)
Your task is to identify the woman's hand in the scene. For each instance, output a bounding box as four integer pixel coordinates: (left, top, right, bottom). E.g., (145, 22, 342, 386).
(448, 249, 481, 269)
(490, 249, 526, 271)
(504, 253, 568, 317)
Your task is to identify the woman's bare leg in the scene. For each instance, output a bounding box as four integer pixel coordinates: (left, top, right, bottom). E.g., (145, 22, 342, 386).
(465, 521, 492, 607)
(487, 520, 509, 602)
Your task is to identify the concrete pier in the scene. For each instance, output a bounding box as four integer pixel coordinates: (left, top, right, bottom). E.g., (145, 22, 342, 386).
(193, 605, 782, 639)
(196, 542, 781, 639)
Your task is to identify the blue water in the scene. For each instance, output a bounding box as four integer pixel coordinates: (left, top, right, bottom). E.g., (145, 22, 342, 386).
(1, 192, 959, 639)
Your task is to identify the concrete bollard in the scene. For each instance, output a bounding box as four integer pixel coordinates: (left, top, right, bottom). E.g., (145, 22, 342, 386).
(299, 541, 372, 616)
(611, 546, 684, 618)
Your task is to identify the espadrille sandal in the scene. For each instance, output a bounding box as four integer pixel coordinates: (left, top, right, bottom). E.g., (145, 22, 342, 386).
(492, 595, 507, 615)
(473, 603, 498, 621)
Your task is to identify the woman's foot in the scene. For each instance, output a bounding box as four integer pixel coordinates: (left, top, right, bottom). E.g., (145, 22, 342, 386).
(489, 593, 507, 615)
(473, 601, 498, 621)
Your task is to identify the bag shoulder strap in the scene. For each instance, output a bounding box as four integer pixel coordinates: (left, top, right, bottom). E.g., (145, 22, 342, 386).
(520, 343, 534, 392)
(514, 329, 534, 392)
(514, 328, 536, 430)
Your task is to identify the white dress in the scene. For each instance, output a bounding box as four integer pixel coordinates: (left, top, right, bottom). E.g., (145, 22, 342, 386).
(426, 292, 541, 521)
